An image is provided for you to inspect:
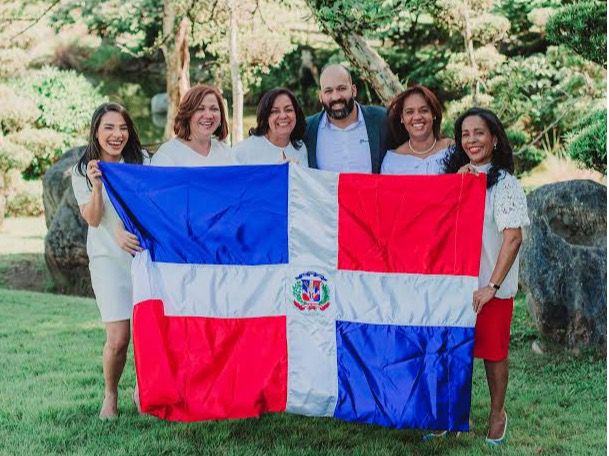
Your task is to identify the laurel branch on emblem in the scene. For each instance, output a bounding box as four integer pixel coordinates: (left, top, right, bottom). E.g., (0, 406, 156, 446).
(291, 272, 331, 311)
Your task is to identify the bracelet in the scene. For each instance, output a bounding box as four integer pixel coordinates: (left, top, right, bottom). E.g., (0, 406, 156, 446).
(488, 281, 501, 290)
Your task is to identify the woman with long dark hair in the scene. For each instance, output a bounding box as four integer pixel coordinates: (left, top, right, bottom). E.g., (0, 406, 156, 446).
(443, 107, 529, 445)
(72, 102, 147, 418)
(233, 88, 307, 165)
(381, 84, 453, 175)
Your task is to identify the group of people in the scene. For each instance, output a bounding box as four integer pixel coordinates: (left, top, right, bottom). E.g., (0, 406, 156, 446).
(71, 64, 529, 445)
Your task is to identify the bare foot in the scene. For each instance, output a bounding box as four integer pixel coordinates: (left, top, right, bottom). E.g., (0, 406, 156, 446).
(487, 411, 507, 439)
(99, 392, 118, 420)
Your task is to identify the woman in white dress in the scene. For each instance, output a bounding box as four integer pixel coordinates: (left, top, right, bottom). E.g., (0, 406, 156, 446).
(233, 88, 307, 165)
(71, 103, 147, 419)
(381, 85, 453, 175)
(151, 84, 234, 167)
(442, 107, 530, 445)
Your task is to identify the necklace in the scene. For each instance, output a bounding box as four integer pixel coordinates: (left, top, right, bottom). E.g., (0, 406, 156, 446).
(408, 138, 437, 156)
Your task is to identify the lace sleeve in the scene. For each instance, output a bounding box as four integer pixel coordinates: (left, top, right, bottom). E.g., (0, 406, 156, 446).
(493, 174, 530, 232)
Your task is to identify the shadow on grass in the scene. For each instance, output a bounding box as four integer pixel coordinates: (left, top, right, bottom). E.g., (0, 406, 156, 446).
(0, 253, 55, 293)
(0, 253, 93, 297)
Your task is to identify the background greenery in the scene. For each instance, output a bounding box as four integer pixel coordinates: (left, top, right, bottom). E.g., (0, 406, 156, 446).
(0, 0, 606, 221)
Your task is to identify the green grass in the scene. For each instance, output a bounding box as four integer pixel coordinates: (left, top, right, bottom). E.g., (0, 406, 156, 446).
(0, 289, 605, 455)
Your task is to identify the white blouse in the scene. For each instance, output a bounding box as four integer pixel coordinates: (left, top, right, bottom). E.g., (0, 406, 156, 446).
(381, 147, 450, 175)
(475, 164, 530, 298)
(233, 135, 307, 166)
(151, 138, 235, 167)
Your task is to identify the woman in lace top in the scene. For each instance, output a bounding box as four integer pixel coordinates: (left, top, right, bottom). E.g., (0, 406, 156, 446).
(443, 107, 530, 445)
(381, 84, 453, 175)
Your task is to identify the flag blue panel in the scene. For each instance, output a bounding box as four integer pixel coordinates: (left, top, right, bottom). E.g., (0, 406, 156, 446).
(333, 321, 474, 431)
(99, 162, 289, 265)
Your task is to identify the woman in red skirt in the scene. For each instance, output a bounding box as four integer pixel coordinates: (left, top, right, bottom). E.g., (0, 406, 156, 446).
(443, 107, 530, 445)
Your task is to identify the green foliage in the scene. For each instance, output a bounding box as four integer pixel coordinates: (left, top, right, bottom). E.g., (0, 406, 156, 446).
(20, 66, 106, 136)
(307, 0, 393, 35)
(486, 47, 602, 135)
(6, 128, 70, 178)
(546, 1, 607, 66)
(51, 0, 163, 55)
(565, 108, 607, 174)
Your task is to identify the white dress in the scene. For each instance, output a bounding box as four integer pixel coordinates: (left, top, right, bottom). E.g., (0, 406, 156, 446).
(233, 135, 307, 166)
(71, 154, 150, 322)
(380, 147, 450, 175)
(151, 138, 235, 167)
(475, 164, 530, 298)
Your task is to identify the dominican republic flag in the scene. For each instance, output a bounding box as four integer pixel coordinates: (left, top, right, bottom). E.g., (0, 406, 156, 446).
(99, 162, 486, 431)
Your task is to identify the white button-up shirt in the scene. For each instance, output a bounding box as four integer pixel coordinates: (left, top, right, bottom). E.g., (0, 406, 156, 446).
(315, 103, 372, 173)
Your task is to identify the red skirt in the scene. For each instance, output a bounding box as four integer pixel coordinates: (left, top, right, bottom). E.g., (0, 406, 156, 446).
(473, 297, 514, 361)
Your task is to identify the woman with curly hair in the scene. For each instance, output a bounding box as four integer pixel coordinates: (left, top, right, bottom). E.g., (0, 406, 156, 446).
(442, 107, 530, 445)
(381, 84, 453, 175)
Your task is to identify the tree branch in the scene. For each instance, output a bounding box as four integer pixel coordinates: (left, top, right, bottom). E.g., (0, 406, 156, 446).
(9, 0, 62, 41)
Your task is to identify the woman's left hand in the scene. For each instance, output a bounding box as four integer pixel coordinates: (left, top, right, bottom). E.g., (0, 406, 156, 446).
(115, 226, 143, 255)
(457, 163, 479, 175)
(473, 286, 496, 314)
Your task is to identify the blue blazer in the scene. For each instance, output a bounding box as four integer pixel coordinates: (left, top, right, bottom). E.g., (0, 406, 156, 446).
(303, 105, 388, 174)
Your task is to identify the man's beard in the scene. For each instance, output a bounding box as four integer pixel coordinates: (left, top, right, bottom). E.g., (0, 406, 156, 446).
(322, 96, 355, 120)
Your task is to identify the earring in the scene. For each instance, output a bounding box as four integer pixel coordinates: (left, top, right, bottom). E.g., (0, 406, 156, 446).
(493, 143, 497, 150)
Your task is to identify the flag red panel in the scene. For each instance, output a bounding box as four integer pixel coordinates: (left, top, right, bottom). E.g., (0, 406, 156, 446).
(337, 173, 486, 276)
(133, 300, 288, 421)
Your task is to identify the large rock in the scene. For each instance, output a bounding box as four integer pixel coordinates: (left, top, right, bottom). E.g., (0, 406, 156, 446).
(520, 179, 606, 351)
(42, 147, 92, 296)
(150, 93, 168, 114)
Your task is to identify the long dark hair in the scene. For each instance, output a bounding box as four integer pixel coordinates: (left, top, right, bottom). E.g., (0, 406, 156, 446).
(249, 88, 306, 149)
(387, 84, 444, 149)
(443, 107, 514, 188)
(76, 103, 143, 184)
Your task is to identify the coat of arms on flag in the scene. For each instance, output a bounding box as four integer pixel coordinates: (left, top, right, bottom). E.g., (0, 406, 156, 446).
(292, 272, 330, 311)
(100, 162, 486, 431)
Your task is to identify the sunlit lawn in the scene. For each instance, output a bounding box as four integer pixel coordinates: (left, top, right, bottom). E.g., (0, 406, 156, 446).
(0, 286, 605, 455)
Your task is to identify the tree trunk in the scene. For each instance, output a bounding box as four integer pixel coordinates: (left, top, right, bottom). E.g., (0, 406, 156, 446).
(461, 2, 480, 105)
(331, 32, 403, 105)
(228, 0, 243, 144)
(162, 1, 191, 140)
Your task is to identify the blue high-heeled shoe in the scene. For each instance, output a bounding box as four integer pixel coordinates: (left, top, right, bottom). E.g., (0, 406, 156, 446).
(422, 431, 448, 442)
(485, 413, 507, 446)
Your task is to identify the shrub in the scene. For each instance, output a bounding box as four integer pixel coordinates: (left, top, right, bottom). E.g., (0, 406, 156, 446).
(546, 2, 607, 67)
(0, 85, 39, 134)
(20, 66, 106, 135)
(6, 189, 44, 217)
(565, 108, 607, 174)
(513, 145, 546, 176)
(6, 128, 69, 178)
(0, 48, 29, 78)
(0, 140, 33, 173)
(507, 128, 546, 175)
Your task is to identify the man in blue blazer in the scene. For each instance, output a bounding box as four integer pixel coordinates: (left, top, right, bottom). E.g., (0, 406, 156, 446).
(303, 64, 388, 173)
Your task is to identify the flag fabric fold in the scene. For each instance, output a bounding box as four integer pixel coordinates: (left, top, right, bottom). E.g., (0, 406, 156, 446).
(100, 162, 486, 430)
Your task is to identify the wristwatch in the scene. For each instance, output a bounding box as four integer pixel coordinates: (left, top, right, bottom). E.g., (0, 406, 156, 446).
(488, 281, 501, 290)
